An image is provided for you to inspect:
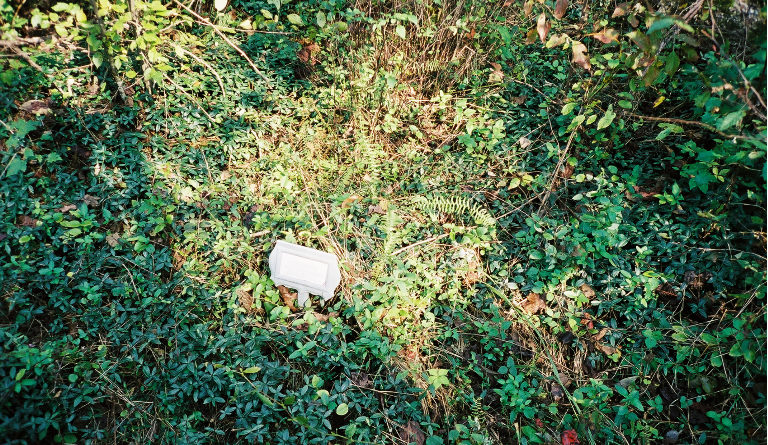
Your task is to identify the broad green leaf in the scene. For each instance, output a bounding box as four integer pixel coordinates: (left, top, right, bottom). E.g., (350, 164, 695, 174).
(316, 11, 326, 27)
(597, 104, 616, 130)
(55, 24, 68, 37)
(287, 14, 303, 26)
(717, 110, 745, 131)
(5, 157, 26, 177)
(395, 25, 406, 39)
(242, 366, 261, 374)
(567, 114, 585, 131)
(647, 17, 675, 33)
(664, 51, 680, 75)
(655, 123, 683, 140)
(52, 2, 70, 12)
(426, 436, 444, 445)
(255, 391, 274, 407)
(618, 100, 633, 109)
(561, 102, 577, 115)
(335, 403, 349, 415)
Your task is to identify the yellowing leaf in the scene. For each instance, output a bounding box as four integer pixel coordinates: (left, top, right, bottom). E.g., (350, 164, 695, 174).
(553, 0, 568, 20)
(653, 96, 666, 108)
(525, 27, 538, 45)
(536, 13, 550, 44)
(242, 366, 261, 374)
(612, 2, 630, 17)
(590, 28, 619, 44)
(341, 195, 361, 208)
(627, 30, 650, 51)
(546, 33, 569, 48)
(570, 41, 591, 70)
(523, 0, 533, 17)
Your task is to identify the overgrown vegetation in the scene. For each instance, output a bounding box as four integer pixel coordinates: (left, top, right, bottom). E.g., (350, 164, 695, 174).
(1, 0, 765, 443)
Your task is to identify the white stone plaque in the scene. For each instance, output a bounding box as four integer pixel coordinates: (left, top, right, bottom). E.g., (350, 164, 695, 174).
(268, 240, 341, 307)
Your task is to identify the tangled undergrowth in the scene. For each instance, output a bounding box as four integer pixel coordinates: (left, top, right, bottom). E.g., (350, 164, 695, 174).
(1, 0, 766, 443)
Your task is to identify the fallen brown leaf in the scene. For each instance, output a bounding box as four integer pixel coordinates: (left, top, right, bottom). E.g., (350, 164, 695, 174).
(17, 215, 39, 227)
(368, 204, 387, 215)
(612, 2, 630, 17)
(595, 342, 617, 355)
(20, 99, 51, 115)
(537, 13, 551, 44)
(591, 28, 619, 44)
(551, 382, 565, 402)
(341, 194, 361, 209)
(546, 33, 569, 48)
(561, 163, 574, 179)
(571, 40, 591, 70)
(83, 194, 99, 207)
(510, 95, 528, 105)
(553, 0, 568, 19)
(312, 311, 338, 322)
(237, 286, 253, 312)
(397, 421, 425, 445)
(278, 285, 299, 312)
(523, 0, 533, 17)
(580, 283, 595, 298)
(520, 292, 547, 315)
(58, 203, 77, 213)
(349, 371, 371, 388)
(489, 62, 504, 83)
(525, 28, 538, 45)
(593, 327, 608, 341)
(105, 233, 120, 248)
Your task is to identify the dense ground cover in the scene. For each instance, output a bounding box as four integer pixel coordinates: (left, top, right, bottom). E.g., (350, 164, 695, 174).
(1, 0, 766, 443)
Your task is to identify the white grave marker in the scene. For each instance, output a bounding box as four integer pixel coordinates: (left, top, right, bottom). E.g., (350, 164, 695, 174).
(268, 240, 341, 307)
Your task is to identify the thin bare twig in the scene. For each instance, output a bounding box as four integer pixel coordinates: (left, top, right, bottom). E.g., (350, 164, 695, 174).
(391, 233, 449, 256)
(627, 112, 754, 140)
